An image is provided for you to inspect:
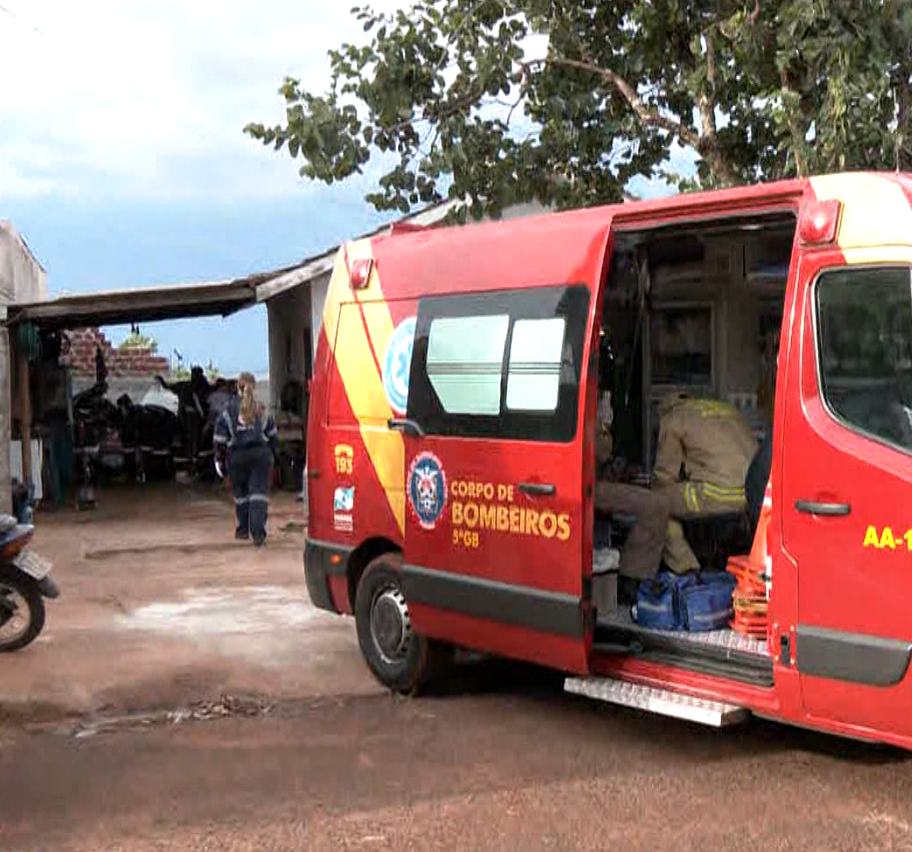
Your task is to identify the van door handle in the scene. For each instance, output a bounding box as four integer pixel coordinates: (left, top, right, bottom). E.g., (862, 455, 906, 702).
(519, 482, 555, 496)
(795, 500, 851, 516)
(388, 418, 425, 438)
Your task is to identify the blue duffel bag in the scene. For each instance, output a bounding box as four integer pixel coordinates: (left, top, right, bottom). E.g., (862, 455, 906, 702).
(634, 569, 695, 630)
(679, 571, 736, 631)
(634, 570, 735, 632)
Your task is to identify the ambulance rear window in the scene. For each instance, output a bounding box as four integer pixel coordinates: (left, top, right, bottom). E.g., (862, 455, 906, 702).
(408, 284, 589, 442)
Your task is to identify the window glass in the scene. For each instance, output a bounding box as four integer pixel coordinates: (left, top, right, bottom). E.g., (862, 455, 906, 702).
(817, 266, 912, 450)
(651, 306, 713, 386)
(407, 285, 590, 442)
(506, 317, 566, 411)
(408, 284, 589, 441)
(427, 315, 509, 415)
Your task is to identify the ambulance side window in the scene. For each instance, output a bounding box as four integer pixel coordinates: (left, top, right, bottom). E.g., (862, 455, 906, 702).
(408, 284, 589, 442)
(427, 315, 509, 415)
(505, 317, 567, 412)
(816, 266, 912, 451)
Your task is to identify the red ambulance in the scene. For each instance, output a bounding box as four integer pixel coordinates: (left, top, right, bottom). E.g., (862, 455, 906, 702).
(304, 171, 912, 750)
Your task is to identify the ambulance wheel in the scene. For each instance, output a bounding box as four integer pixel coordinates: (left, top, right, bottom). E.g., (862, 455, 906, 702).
(355, 554, 443, 695)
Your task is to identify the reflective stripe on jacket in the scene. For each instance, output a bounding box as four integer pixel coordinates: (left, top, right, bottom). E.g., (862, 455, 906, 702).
(214, 399, 278, 456)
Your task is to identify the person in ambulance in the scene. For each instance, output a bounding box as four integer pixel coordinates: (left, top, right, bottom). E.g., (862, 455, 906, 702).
(652, 393, 757, 574)
(594, 392, 671, 598)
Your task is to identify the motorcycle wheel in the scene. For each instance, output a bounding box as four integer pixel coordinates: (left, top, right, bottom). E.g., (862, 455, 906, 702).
(0, 566, 45, 652)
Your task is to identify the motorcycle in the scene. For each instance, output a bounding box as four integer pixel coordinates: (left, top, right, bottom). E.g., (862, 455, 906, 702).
(0, 515, 58, 652)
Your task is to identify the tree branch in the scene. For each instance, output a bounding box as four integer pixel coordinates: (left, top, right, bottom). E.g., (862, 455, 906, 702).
(698, 29, 718, 141)
(519, 55, 738, 185)
(520, 56, 701, 147)
(505, 91, 524, 126)
(694, 28, 733, 186)
(747, 0, 761, 25)
(893, 68, 911, 171)
(779, 66, 808, 176)
(705, 30, 717, 96)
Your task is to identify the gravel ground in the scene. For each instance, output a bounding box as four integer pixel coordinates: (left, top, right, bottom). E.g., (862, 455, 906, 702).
(2, 663, 911, 852)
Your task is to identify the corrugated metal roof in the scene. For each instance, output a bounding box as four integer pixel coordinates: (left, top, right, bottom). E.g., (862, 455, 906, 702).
(255, 200, 461, 302)
(5, 275, 269, 330)
(5, 197, 549, 327)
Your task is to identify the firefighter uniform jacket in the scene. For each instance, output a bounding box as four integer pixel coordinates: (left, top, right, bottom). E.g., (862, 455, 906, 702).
(653, 396, 757, 490)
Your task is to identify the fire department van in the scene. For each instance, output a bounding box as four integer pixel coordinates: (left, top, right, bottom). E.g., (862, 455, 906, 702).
(304, 171, 912, 750)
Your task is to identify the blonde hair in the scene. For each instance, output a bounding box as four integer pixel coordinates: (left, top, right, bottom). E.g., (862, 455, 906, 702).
(238, 371, 257, 425)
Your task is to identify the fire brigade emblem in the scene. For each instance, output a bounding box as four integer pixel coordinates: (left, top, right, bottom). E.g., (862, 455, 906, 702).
(408, 451, 447, 530)
(383, 316, 416, 414)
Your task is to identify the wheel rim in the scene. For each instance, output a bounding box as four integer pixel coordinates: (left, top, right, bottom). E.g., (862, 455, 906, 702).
(0, 584, 32, 646)
(370, 585, 412, 665)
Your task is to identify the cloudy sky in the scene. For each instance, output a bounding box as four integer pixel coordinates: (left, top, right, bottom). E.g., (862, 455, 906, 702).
(1, 1, 680, 376)
(0, 0, 412, 373)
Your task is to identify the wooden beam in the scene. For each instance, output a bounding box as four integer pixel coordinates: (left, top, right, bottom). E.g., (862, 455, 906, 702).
(256, 258, 334, 302)
(17, 342, 31, 488)
(0, 329, 12, 514)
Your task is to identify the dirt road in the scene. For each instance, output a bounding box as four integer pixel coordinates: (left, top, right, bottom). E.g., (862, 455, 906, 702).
(2, 665, 911, 852)
(4, 483, 912, 850)
(0, 483, 381, 721)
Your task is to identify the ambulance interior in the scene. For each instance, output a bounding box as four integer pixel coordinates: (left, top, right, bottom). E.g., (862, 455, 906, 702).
(593, 211, 797, 682)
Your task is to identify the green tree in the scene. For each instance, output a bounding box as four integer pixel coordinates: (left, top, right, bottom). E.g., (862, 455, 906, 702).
(121, 331, 158, 353)
(246, 0, 912, 218)
(772, 0, 912, 176)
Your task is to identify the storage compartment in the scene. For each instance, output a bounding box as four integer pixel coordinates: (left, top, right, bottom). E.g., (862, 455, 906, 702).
(591, 211, 796, 681)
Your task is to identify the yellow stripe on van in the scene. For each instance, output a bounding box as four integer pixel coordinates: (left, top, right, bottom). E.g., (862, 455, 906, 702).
(810, 173, 912, 251)
(324, 240, 406, 537)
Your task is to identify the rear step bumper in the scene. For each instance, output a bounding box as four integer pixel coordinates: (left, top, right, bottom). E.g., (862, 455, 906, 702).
(565, 676, 749, 727)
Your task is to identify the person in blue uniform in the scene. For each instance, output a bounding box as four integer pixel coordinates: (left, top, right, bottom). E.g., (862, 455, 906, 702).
(214, 372, 278, 546)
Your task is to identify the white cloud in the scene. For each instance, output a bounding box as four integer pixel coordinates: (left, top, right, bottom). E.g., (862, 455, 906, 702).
(0, 0, 408, 201)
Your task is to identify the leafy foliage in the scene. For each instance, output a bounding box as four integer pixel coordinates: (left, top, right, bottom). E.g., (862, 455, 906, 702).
(774, 0, 912, 175)
(121, 331, 158, 353)
(246, 0, 912, 217)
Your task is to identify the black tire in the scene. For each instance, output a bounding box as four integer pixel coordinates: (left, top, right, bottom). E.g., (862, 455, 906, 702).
(354, 553, 446, 695)
(0, 566, 45, 652)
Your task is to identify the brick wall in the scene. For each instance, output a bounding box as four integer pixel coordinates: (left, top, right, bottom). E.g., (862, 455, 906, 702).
(64, 328, 170, 378)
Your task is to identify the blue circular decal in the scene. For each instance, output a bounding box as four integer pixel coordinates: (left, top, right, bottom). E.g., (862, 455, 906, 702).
(408, 451, 447, 530)
(383, 316, 416, 414)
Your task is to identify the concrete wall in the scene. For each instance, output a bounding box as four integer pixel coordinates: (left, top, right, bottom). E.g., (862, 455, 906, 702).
(267, 284, 312, 415)
(0, 222, 47, 512)
(0, 221, 47, 304)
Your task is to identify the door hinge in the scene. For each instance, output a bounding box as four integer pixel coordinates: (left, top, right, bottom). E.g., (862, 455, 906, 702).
(780, 634, 791, 667)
